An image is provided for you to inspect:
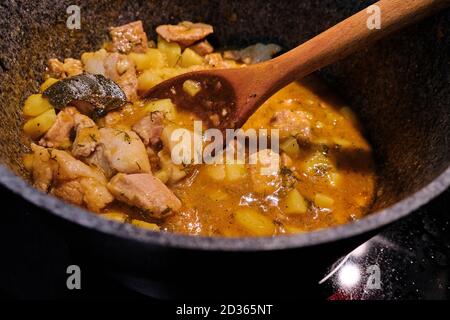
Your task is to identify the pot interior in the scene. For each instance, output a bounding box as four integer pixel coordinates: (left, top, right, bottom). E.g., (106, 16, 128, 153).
(0, 0, 449, 221)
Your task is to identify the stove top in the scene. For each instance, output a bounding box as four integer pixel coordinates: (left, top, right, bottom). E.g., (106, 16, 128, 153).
(0, 187, 449, 300)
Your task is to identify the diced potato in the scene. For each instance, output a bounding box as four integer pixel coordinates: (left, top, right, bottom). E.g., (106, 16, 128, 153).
(225, 164, 247, 182)
(314, 193, 334, 209)
(180, 48, 204, 68)
(102, 212, 127, 223)
(40, 78, 59, 92)
(143, 99, 176, 120)
(129, 48, 167, 71)
(333, 137, 352, 148)
(182, 80, 201, 97)
(340, 107, 358, 124)
(137, 70, 164, 92)
(22, 153, 34, 171)
(131, 219, 160, 231)
(155, 169, 170, 184)
(22, 94, 54, 117)
(328, 172, 342, 187)
(284, 225, 305, 234)
(23, 108, 56, 139)
(208, 189, 229, 201)
(282, 189, 308, 215)
(304, 152, 333, 176)
(154, 67, 186, 80)
(234, 208, 275, 236)
(157, 37, 182, 67)
(206, 164, 226, 181)
(280, 137, 301, 158)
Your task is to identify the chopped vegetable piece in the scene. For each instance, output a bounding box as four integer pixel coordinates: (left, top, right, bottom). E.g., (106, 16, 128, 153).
(280, 137, 301, 158)
(182, 80, 201, 97)
(129, 49, 167, 71)
(180, 48, 204, 68)
(143, 99, 177, 120)
(40, 78, 59, 92)
(102, 212, 127, 223)
(22, 94, 54, 117)
(137, 70, 164, 92)
(131, 219, 160, 231)
(282, 189, 308, 215)
(314, 193, 334, 209)
(225, 164, 247, 182)
(23, 108, 57, 139)
(234, 208, 275, 236)
(157, 37, 182, 67)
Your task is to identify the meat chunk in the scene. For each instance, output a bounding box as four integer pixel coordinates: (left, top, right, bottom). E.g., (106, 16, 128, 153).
(82, 49, 138, 101)
(72, 126, 100, 158)
(39, 108, 76, 148)
(156, 21, 213, 46)
(47, 58, 83, 79)
(30, 143, 58, 191)
(190, 40, 214, 56)
(39, 107, 97, 150)
(108, 21, 148, 54)
(98, 128, 151, 174)
(270, 109, 311, 142)
(71, 112, 98, 158)
(51, 177, 114, 212)
(85, 145, 117, 179)
(224, 43, 281, 64)
(30, 144, 113, 211)
(132, 111, 164, 147)
(107, 173, 181, 217)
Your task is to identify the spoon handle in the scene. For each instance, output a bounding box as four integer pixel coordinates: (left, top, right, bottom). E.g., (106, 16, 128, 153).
(266, 0, 450, 89)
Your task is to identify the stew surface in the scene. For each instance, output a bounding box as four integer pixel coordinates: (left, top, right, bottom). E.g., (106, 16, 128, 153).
(21, 21, 376, 237)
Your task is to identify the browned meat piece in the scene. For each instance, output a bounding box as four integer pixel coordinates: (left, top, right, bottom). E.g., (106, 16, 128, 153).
(30, 144, 113, 211)
(156, 21, 213, 46)
(107, 173, 181, 217)
(51, 180, 84, 206)
(85, 145, 116, 179)
(71, 112, 98, 158)
(82, 50, 138, 101)
(224, 43, 282, 64)
(72, 126, 100, 158)
(73, 112, 96, 130)
(39, 107, 76, 148)
(146, 147, 161, 172)
(30, 143, 58, 191)
(204, 53, 239, 69)
(51, 177, 114, 212)
(98, 128, 151, 174)
(270, 109, 311, 142)
(108, 21, 148, 54)
(79, 177, 115, 212)
(132, 111, 164, 147)
(47, 58, 83, 79)
(190, 40, 214, 56)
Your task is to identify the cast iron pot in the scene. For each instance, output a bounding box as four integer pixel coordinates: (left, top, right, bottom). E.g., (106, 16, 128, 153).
(0, 0, 449, 298)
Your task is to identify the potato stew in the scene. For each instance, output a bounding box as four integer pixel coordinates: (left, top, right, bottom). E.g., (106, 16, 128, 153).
(22, 21, 376, 237)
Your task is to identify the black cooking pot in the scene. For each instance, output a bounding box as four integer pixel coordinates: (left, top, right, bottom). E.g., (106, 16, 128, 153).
(1, 0, 449, 299)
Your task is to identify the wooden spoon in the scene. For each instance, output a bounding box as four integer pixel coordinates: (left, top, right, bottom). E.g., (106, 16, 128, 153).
(144, 0, 450, 130)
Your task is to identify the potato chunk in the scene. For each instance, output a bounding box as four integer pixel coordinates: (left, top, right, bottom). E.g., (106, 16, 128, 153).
(22, 94, 54, 117)
(23, 109, 56, 139)
(282, 189, 308, 215)
(234, 208, 275, 236)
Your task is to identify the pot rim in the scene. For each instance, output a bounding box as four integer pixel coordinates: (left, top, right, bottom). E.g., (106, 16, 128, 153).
(1, 164, 449, 251)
